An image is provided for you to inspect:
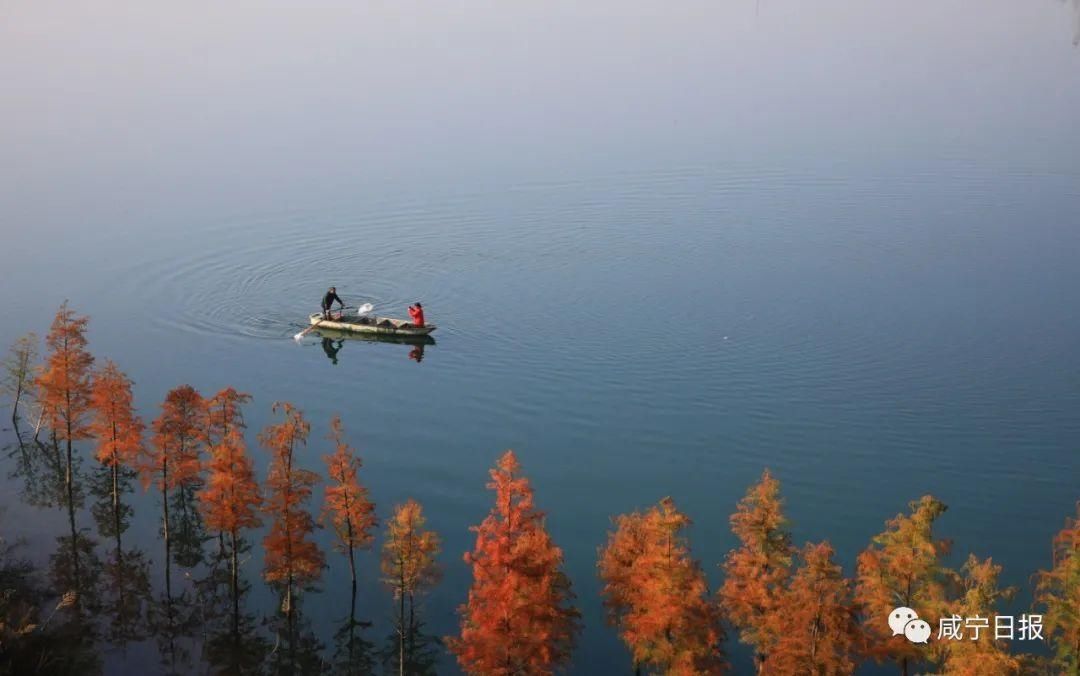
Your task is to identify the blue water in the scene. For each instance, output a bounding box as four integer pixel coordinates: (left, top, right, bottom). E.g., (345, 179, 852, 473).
(2, 2, 1079, 673)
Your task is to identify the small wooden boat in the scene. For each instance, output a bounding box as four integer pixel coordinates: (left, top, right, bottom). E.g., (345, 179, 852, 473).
(308, 312, 436, 337)
(316, 327, 436, 346)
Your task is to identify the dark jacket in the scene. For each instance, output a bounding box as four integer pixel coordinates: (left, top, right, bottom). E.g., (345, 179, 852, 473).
(322, 290, 344, 310)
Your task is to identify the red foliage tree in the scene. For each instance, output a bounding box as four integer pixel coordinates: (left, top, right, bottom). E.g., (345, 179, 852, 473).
(447, 450, 580, 675)
(718, 469, 794, 673)
(764, 542, 861, 676)
(146, 385, 205, 492)
(204, 386, 249, 440)
(260, 402, 324, 622)
(88, 360, 144, 552)
(36, 302, 95, 596)
(321, 415, 377, 598)
(198, 387, 261, 639)
(598, 497, 726, 674)
(142, 385, 206, 598)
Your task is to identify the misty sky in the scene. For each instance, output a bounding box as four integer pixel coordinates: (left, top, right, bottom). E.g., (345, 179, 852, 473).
(1, 0, 1078, 231)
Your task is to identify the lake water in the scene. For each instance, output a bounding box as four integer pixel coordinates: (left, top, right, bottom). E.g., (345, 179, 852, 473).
(2, 1, 1079, 674)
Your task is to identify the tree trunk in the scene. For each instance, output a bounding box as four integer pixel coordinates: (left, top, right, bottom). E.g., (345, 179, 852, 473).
(348, 576, 358, 674)
(286, 580, 296, 674)
(64, 431, 81, 599)
(33, 405, 45, 442)
(231, 529, 240, 641)
(10, 381, 22, 424)
(407, 592, 417, 676)
(162, 464, 173, 604)
(112, 456, 123, 558)
(399, 569, 406, 676)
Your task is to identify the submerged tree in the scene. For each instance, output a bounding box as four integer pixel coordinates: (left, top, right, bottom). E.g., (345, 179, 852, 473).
(142, 386, 206, 609)
(2, 332, 38, 425)
(856, 495, 955, 675)
(147, 577, 202, 676)
(718, 469, 794, 674)
(1035, 502, 1080, 674)
(381, 499, 441, 676)
(88, 361, 144, 554)
(0, 510, 103, 674)
(0, 524, 54, 672)
(598, 497, 725, 675)
(35, 302, 95, 602)
(47, 532, 104, 673)
(322, 415, 377, 605)
(261, 402, 325, 646)
(204, 387, 250, 442)
(197, 534, 269, 676)
(448, 450, 580, 676)
(100, 545, 153, 649)
(321, 415, 378, 675)
(168, 390, 210, 571)
(266, 594, 328, 676)
(7, 425, 66, 509)
(87, 361, 150, 648)
(939, 555, 1019, 676)
(199, 387, 261, 643)
(764, 542, 860, 676)
(203, 608, 268, 676)
(203, 387, 250, 560)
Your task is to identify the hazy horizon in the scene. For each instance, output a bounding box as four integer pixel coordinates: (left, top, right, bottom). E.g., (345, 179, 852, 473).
(2, 1, 1078, 238)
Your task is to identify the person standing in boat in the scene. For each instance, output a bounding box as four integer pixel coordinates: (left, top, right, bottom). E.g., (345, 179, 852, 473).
(322, 286, 345, 319)
(408, 302, 425, 327)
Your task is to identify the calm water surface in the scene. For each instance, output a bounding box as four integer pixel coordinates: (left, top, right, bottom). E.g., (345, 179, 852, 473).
(1, 2, 1079, 674)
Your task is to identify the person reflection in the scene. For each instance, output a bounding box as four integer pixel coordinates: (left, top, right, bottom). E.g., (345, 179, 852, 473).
(322, 337, 344, 365)
(409, 343, 425, 363)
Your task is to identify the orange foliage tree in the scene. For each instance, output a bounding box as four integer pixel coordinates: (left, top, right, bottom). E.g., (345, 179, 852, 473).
(198, 387, 261, 640)
(204, 386, 249, 444)
(855, 495, 955, 675)
(148, 385, 206, 489)
(36, 302, 95, 594)
(447, 450, 580, 675)
(1035, 502, 1080, 674)
(321, 415, 377, 598)
(143, 385, 206, 596)
(718, 469, 794, 673)
(382, 499, 441, 676)
(88, 360, 144, 554)
(598, 497, 725, 674)
(763, 542, 860, 676)
(939, 555, 1019, 676)
(260, 402, 324, 622)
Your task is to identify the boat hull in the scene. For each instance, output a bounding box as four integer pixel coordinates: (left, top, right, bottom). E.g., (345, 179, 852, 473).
(316, 327, 436, 346)
(308, 313, 436, 337)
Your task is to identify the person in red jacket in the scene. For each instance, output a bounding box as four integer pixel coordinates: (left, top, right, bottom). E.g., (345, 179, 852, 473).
(408, 302, 425, 327)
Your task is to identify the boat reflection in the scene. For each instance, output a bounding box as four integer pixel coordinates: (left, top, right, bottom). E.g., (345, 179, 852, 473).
(321, 337, 343, 365)
(313, 328, 436, 364)
(408, 343, 426, 363)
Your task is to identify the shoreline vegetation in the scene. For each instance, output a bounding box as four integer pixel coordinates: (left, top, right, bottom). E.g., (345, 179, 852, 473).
(1, 304, 1078, 675)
